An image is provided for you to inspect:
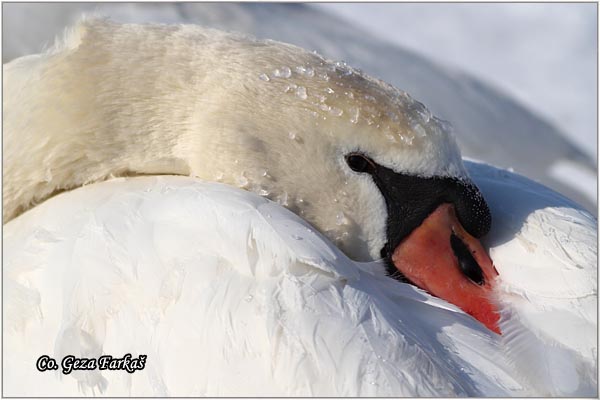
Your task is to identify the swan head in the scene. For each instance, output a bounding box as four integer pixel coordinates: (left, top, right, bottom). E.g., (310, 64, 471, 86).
(3, 19, 500, 333)
(212, 55, 499, 332)
(195, 47, 473, 260)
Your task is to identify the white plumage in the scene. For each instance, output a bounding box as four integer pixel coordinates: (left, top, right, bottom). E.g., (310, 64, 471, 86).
(2, 18, 597, 397)
(4, 166, 597, 396)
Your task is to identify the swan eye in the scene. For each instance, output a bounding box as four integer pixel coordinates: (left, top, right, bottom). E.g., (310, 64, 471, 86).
(450, 232, 485, 285)
(345, 154, 375, 174)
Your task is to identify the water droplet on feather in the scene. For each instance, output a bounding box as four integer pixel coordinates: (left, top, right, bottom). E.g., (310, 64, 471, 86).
(329, 107, 343, 117)
(350, 107, 360, 124)
(273, 67, 291, 78)
(236, 174, 249, 188)
(336, 212, 348, 226)
(296, 86, 308, 100)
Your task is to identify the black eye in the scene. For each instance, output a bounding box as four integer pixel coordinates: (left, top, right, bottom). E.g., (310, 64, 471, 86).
(450, 232, 485, 286)
(345, 153, 375, 174)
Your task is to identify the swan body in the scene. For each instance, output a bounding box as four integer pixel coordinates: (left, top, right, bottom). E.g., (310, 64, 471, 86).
(469, 162, 597, 395)
(3, 19, 597, 397)
(4, 169, 597, 396)
(2, 175, 508, 396)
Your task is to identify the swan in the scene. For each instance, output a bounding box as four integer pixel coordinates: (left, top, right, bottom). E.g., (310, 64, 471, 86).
(3, 19, 597, 396)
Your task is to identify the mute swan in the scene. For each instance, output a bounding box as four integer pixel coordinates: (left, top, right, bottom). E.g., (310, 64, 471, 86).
(3, 19, 597, 396)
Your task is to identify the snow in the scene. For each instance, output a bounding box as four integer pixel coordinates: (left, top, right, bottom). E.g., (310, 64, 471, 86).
(316, 3, 598, 162)
(549, 159, 598, 203)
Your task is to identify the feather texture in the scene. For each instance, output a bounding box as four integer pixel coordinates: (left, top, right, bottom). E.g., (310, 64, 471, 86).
(4, 168, 596, 396)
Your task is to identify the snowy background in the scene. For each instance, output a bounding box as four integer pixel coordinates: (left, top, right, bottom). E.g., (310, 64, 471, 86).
(318, 4, 597, 161)
(2, 3, 597, 212)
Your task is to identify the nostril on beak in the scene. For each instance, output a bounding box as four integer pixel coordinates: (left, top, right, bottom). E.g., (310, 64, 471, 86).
(450, 232, 485, 285)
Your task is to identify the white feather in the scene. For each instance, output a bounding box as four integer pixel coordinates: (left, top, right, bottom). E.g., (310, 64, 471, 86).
(469, 161, 597, 396)
(3, 169, 596, 396)
(3, 18, 596, 397)
(3, 18, 468, 262)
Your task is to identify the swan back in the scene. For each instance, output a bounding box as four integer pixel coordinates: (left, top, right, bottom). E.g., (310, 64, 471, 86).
(5, 175, 524, 396)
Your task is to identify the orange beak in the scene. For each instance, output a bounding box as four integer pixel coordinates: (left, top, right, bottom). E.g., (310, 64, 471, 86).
(391, 203, 500, 334)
